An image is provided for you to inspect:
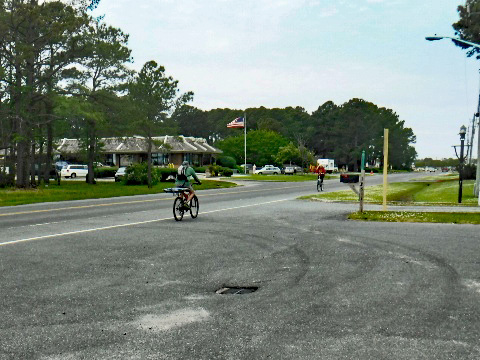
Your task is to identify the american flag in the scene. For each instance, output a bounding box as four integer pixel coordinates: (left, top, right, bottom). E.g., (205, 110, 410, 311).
(227, 117, 245, 128)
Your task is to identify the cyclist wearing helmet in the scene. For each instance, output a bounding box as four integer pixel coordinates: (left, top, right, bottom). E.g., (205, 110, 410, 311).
(175, 161, 201, 208)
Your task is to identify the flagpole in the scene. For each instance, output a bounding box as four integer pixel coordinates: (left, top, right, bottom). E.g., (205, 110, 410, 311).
(244, 112, 247, 174)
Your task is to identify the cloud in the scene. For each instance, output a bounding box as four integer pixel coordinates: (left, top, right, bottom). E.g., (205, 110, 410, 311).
(320, 6, 338, 17)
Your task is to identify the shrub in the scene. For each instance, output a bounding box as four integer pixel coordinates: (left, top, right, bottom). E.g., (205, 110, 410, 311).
(193, 166, 206, 173)
(0, 173, 14, 188)
(208, 165, 221, 176)
(157, 167, 177, 182)
(124, 163, 162, 185)
(221, 167, 233, 177)
(94, 166, 118, 178)
(365, 167, 379, 173)
(217, 156, 237, 169)
(461, 164, 476, 180)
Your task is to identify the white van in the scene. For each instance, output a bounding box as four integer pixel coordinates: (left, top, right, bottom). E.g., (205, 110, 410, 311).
(60, 164, 88, 178)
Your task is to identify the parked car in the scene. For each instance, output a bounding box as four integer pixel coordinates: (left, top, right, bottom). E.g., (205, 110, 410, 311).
(60, 164, 88, 178)
(115, 167, 126, 182)
(254, 165, 281, 175)
(284, 165, 303, 175)
(55, 161, 69, 172)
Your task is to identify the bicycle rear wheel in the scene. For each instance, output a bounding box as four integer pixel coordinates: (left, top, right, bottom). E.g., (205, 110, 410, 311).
(173, 197, 184, 221)
(190, 195, 199, 218)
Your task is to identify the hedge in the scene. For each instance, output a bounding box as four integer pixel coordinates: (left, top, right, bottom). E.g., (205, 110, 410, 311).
(94, 166, 118, 178)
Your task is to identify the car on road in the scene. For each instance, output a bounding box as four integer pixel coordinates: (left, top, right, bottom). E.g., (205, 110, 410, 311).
(254, 165, 281, 175)
(115, 167, 126, 182)
(284, 165, 303, 175)
(60, 164, 88, 178)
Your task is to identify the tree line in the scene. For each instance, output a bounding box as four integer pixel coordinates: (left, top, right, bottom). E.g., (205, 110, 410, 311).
(172, 100, 417, 171)
(0, 1, 417, 189)
(0, 0, 191, 188)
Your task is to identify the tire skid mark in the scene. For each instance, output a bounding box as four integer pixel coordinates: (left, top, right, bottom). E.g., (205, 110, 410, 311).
(338, 232, 463, 339)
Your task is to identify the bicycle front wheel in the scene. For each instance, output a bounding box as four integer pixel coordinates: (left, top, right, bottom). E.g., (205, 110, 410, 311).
(173, 197, 184, 221)
(317, 180, 321, 192)
(190, 195, 199, 218)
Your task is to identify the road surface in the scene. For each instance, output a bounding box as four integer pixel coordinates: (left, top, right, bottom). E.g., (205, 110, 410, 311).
(1, 173, 479, 359)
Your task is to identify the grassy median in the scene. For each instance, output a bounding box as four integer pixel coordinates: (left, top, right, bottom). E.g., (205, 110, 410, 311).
(0, 180, 237, 207)
(300, 180, 478, 205)
(349, 211, 480, 224)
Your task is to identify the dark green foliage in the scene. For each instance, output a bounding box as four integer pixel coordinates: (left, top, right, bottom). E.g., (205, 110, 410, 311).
(221, 168, 233, 177)
(208, 165, 221, 176)
(310, 99, 417, 171)
(157, 168, 177, 182)
(94, 167, 118, 178)
(217, 156, 237, 169)
(124, 163, 159, 185)
(217, 130, 289, 166)
(364, 167, 380, 173)
(453, 1, 480, 58)
(461, 164, 477, 180)
(415, 158, 460, 167)
(193, 166, 207, 173)
(0, 174, 15, 188)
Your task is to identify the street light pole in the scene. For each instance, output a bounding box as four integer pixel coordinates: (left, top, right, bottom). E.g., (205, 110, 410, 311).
(426, 35, 480, 202)
(459, 125, 467, 204)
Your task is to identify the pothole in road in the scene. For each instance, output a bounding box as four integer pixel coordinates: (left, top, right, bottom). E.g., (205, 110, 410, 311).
(215, 286, 258, 295)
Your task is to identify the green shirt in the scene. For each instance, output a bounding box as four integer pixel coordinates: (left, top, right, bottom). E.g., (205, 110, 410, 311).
(175, 166, 200, 187)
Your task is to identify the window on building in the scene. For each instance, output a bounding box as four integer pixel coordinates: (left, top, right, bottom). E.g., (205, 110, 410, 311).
(152, 153, 170, 165)
(184, 153, 193, 164)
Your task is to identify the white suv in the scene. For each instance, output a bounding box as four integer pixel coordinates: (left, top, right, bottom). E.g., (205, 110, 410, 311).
(60, 164, 88, 178)
(254, 165, 281, 175)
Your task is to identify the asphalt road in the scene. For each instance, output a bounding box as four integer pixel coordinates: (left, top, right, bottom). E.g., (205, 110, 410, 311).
(1, 174, 479, 359)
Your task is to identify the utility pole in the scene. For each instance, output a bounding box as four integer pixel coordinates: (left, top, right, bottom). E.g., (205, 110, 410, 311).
(458, 125, 467, 204)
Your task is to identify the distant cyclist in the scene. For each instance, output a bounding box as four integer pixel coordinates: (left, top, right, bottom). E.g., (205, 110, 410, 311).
(316, 164, 326, 185)
(175, 161, 201, 209)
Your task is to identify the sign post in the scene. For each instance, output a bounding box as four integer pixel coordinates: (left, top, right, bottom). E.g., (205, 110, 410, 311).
(359, 150, 366, 213)
(383, 129, 389, 211)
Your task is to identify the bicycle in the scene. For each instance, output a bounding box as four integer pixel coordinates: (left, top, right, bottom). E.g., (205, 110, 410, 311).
(316, 175, 324, 192)
(164, 185, 199, 221)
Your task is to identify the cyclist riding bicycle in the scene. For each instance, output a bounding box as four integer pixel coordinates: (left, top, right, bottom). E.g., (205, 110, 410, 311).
(175, 161, 201, 209)
(315, 164, 326, 183)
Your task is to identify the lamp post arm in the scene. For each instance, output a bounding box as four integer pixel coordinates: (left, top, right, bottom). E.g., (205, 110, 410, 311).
(426, 36, 480, 50)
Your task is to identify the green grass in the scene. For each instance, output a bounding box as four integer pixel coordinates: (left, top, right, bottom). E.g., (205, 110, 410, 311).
(227, 174, 335, 182)
(0, 180, 237, 207)
(349, 211, 480, 224)
(300, 180, 478, 206)
(412, 173, 458, 182)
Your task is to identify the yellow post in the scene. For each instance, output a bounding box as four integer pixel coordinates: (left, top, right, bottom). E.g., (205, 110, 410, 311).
(383, 128, 389, 211)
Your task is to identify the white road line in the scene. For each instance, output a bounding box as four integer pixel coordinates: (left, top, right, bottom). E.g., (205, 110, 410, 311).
(0, 184, 305, 217)
(0, 198, 290, 247)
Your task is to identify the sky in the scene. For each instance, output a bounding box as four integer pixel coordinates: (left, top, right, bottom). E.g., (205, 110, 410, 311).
(92, 0, 480, 160)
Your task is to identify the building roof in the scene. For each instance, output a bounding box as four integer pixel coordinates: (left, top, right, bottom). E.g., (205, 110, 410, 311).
(56, 136, 222, 155)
